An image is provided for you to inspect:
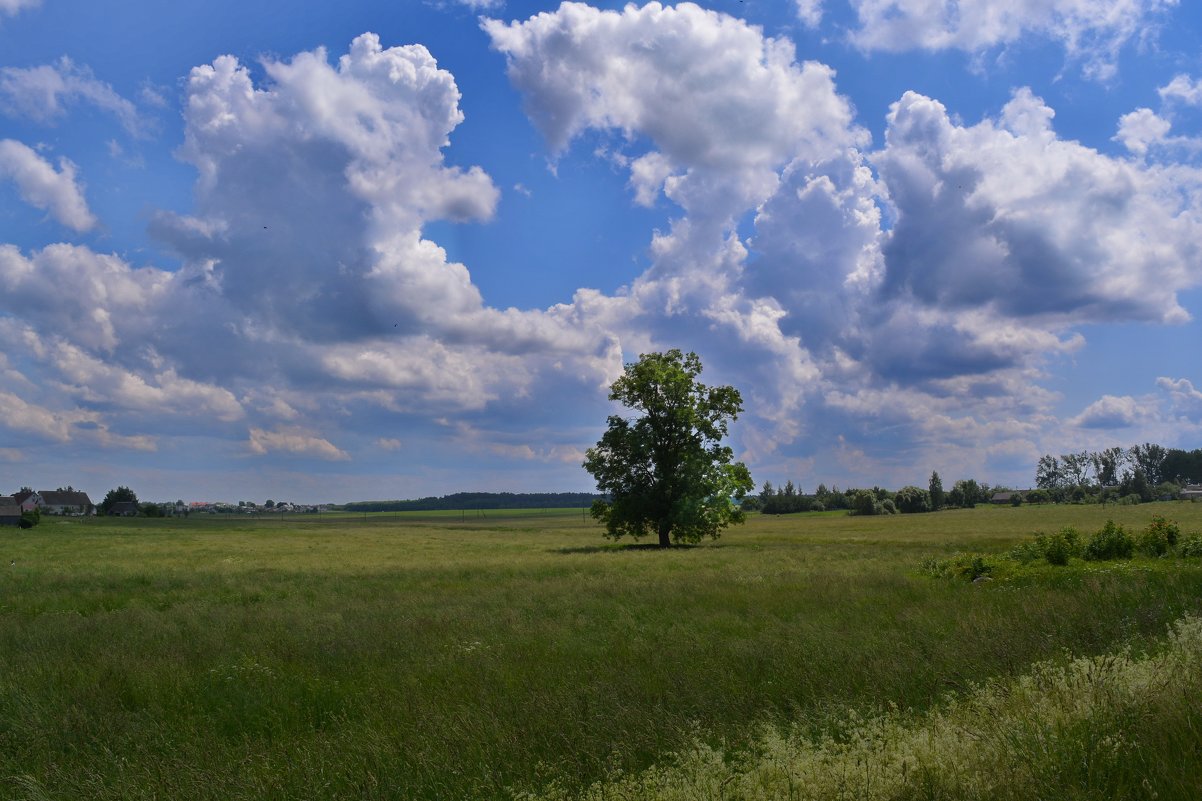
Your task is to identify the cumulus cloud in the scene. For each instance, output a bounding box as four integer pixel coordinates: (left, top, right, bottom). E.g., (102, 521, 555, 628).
(1070, 394, 1147, 429)
(795, 0, 823, 27)
(248, 427, 349, 461)
(0, 140, 96, 231)
(0, 57, 145, 136)
(1116, 108, 1173, 155)
(875, 89, 1201, 330)
(847, 0, 1176, 79)
(1160, 74, 1202, 106)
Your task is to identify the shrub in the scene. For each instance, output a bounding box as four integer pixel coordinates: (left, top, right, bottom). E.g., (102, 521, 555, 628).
(1084, 520, 1135, 561)
(1008, 539, 1044, 565)
(879, 498, 898, 515)
(1043, 533, 1072, 566)
(923, 553, 1000, 581)
(1179, 536, 1202, 558)
(1145, 515, 1180, 548)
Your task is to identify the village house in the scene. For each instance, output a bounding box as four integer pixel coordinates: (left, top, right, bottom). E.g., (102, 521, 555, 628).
(13, 489, 41, 512)
(1182, 484, 1202, 501)
(0, 497, 22, 526)
(37, 490, 95, 516)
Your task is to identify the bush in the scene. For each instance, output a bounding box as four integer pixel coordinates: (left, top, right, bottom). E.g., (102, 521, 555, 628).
(894, 486, 931, 514)
(1145, 515, 1180, 548)
(1043, 532, 1072, 566)
(1179, 535, 1202, 558)
(880, 498, 898, 515)
(1084, 520, 1135, 561)
(923, 553, 998, 580)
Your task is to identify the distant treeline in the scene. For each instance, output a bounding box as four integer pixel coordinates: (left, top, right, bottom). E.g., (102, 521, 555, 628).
(341, 492, 607, 512)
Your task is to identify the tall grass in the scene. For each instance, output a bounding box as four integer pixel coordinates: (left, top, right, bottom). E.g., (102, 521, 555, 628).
(2, 503, 1202, 799)
(521, 613, 1202, 800)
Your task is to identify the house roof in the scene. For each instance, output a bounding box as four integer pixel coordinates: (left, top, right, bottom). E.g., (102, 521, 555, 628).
(109, 501, 140, 513)
(0, 502, 21, 518)
(39, 490, 93, 507)
(13, 490, 37, 504)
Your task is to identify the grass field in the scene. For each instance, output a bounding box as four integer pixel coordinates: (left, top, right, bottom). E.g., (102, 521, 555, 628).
(3, 503, 1202, 799)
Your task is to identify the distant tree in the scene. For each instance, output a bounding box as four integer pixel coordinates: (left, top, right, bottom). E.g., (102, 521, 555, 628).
(1026, 488, 1051, 505)
(1060, 452, 1091, 487)
(583, 350, 753, 547)
(949, 479, 981, 508)
(265, 499, 276, 509)
(99, 486, 139, 515)
(928, 471, 944, 510)
(140, 502, 163, 518)
(56, 485, 76, 492)
(1035, 455, 1063, 491)
(1090, 447, 1125, 487)
(894, 486, 931, 514)
(1130, 443, 1168, 486)
(759, 481, 774, 505)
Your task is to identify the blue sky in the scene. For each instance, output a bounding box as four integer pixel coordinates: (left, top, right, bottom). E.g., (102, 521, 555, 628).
(1, 0, 1201, 503)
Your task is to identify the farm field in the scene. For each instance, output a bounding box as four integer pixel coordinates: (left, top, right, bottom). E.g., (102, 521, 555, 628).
(3, 503, 1202, 799)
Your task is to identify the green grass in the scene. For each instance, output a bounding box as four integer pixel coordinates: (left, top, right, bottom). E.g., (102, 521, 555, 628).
(3, 503, 1202, 799)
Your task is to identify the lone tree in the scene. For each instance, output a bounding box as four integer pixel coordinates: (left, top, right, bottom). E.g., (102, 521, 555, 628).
(583, 349, 753, 547)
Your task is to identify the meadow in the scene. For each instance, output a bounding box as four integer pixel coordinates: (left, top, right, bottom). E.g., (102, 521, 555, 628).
(3, 503, 1202, 800)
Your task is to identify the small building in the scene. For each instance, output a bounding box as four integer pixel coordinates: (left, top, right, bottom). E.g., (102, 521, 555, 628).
(990, 491, 1022, 505)
(1182, 484, 1202, 501)
(108, 501, 140, 517)
(38, 490, 95, 516)
(0, 499, 22, 527)
(13, 490, 41, 513)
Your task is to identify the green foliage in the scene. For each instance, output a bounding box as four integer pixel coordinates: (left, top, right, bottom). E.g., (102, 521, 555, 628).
(1146, 514, 1180, 547)
(848, 488, 894, 516)
(99, 486, 139, 515)
(1180, 535, 1202, 558)
(928, 470, 944, 510)
(921, 552, 1000, 580)
(584, 350, 753, 546)
(1025, 488, 1051, 505)
(1008, 527, 1081, 566)
(1083, 520, 1135, 561)
(894, 485, 931, 514)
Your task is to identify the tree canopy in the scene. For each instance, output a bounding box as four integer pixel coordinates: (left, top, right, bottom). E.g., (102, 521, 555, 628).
(99, 486, 139, 514)
(583, 350, 753, 547)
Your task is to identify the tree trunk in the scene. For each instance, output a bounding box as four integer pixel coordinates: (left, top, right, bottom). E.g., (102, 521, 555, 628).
(658, 520, 672, 548)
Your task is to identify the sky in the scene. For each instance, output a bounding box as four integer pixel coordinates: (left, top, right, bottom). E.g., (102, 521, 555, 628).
(1, 0, 1201, 504)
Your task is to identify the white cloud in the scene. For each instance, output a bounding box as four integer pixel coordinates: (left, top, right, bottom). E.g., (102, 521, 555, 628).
(847, 0, 1176, 79)
(875, 89, 1202, 331)
(0, 57, 145, 136)
(1115, 108, 1173, 155)
(248, 427, 349, 461)
(0, 140, 96, 231)
(1159, 74, 1202, 106)
(1070, 394, 1147, 429)
(1157, 376, 1202, 415)
(0, 0, 38, 16)
(795, 0, 823, 27)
